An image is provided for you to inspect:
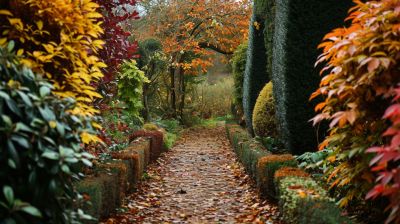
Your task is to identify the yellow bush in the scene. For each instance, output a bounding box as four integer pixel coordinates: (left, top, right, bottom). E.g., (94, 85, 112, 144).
(0, 0, 105, 116)
(252, 82, 278, 137)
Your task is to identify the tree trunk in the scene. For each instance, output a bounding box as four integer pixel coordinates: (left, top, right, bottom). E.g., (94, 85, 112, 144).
(178, 68, 185, 121)
(169, 66, 176, 118)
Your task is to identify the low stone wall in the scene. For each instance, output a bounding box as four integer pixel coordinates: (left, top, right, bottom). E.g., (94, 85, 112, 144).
(225, 124, 352, 224)
(75, 131, 165, 222)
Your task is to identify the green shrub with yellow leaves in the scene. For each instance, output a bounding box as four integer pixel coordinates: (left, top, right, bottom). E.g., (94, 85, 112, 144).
(0, 0, 105, 117)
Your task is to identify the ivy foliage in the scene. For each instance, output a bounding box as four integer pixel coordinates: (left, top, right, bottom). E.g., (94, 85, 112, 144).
(312, 1, 400, 222)
(0, 44, 96, 223)
(0, 0, 105, 116)
(117, 60, 149, 118)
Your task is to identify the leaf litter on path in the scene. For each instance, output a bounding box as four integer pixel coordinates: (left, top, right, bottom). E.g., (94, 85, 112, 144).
(103, 126, 283, 224)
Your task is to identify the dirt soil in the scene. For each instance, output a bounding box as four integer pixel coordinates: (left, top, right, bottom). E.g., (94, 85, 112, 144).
(103, 126, 282, 224)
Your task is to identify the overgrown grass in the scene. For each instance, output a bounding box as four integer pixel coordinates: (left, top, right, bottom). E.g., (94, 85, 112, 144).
(188, 76, 234, 118)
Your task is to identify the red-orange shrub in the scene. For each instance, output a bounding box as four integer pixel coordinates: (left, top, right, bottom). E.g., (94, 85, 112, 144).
(312, 0, 400, 222)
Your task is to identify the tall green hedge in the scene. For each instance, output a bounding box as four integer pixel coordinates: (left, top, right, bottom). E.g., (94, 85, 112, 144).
(262, 0, 275, 83)
(242, 0, 270, 136)
(271, 0, 352, 154)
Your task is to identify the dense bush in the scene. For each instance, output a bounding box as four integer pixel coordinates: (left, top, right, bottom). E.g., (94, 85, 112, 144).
(257, 154, 297, 198)
(242, 0, 270, 135)
(252, 82, 278, 138)
(117, 60, 149, 119)
(0, 46, 96, 223)
(278, 177, 351, 224)
(271, 0, 351, 154)
(311, 0, 400, 222)
(0, 0, 105, 116)
(231, 43, 248, 118)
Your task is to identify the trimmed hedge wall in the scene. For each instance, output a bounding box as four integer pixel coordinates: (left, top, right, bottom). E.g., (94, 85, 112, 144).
(278, 177, 352, 224)
(256, 154, 297, 199)
(271, 0, 352, 154)
(76, 134, 160, 221)
(263, 0, 276, 83)
(242, 0, 270, 135)
(130, 130, 165, 160)
(225, 123, 351, 223)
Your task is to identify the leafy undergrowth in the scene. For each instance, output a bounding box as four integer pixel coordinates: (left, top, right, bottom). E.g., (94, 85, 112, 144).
(102, 126, 282, 223)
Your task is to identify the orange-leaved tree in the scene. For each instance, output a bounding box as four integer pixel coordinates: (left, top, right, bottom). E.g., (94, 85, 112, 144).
(136, 0, 251, 118)
(0, 0, 105, 120)
(311, 0, 400, 222)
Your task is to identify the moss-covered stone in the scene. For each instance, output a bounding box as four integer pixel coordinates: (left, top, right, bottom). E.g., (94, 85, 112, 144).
(252, 82, 278, 138)
(130, 130, 165, 160)
(76, 173, 119, 220)
(111, 150, 143, 188)
(96, 161, 129, 204)
(256, 154, 297, 199)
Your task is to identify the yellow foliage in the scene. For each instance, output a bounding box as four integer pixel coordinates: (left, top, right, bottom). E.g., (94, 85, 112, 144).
(0, 0, 104, 116)
(252, 82, 278, 137)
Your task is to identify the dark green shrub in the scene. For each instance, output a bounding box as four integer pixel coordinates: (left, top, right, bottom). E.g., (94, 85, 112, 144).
(298, 199, 352, 224)
(271, 0, 352, 154)
(256, 154, 297, 199)
(0, 45, 96, 223)
(242, 0, 270, 135)
(252, 82, 278, 138)
(263, 0, 276, 81)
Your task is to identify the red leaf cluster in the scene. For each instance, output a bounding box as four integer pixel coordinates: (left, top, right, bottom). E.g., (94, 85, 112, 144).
(95, 0, 140, 83)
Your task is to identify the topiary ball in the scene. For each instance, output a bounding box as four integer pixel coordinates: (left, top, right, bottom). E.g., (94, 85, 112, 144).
(252, 82, 278, 137)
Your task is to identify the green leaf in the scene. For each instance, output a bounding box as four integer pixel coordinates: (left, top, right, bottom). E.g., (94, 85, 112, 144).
(0, 91, 10, 100)
(61, 164, 70, 174)
(5, 98, 21, 117)
(20, 205, 42, 217)
(7, 41, 14, 52)
(3, 186, 14, 205)
(56, 121, 65, 136)
(8, 159, 16, 169)
(39, 106, 55, 121)
(42, 151, 59, 160)
(1, 115, 12, 127)
(11, 135, 30, 149)
(15, 122, 33, 133)
(39, 86, 51, 97)
(81, 158, 92, 167)
(17, 91, 32, 107)
(7, 140, 20, 168)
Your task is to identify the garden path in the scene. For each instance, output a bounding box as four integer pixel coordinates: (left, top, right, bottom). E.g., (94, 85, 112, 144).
(103, 125, 282, 224)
